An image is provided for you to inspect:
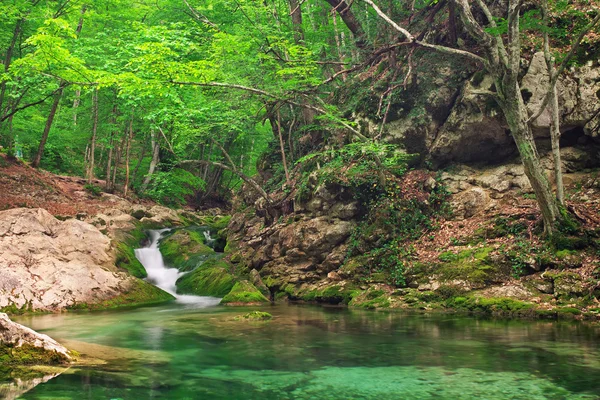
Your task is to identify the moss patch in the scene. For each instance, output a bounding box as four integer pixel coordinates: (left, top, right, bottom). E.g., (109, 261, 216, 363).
(160, 229, 215, 271)
(0, 343, 70, 366)
(350, 289, 391, 309)
(300, 284, 358, 305)
(445, 296, 535, 316)
(234, 311, 273, 321)
(435, 247, 504, 287)
(67, 278, 174, 311)
(115, 225, 148, 278)
(221, 281, 269, 304)
(176, 259, 235, 297)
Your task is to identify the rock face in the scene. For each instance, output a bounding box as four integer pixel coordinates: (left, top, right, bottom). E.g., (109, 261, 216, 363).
(362, 52, 600, 166)
(0, 208, 168, 312)
(0, 312, 71, 363)
(228, 182, 356, 291)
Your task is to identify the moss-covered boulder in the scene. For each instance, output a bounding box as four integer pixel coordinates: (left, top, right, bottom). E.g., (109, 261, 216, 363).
(349, 288, 392, 309)
(234, 311, 273, 321)
(176, 259, 235, 297)
(434, 247, 506, 289)
(67, 278, 175, 310)
(299, 283, 357, 305)
(221, 281, 270, 305)
(160, 229, 215, 271)
(0, 313, 72, 365)
(115, 225, 148, 278)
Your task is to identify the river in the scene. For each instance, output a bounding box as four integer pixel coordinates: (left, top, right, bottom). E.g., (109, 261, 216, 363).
(12, 302, 600, 399)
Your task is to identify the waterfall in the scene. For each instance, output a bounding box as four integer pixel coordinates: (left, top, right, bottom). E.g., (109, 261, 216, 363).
(134, 229, 221, 306)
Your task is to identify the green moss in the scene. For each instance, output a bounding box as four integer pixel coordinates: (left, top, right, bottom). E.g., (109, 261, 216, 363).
(176, 261, 235, 297)
(0, 343, 70, 366)
(67, 278, 174, 311)
(555, 307, 581, 316)
(234, 311, 272, 321)
(0, 301, 34, 315)
(300, 284, 357, 305)
(160, 229, 215, 271)
(435, 247, 502, 286)
(115, 225, 148, 278)
(445, 296, 534, 315)
(221, 281, 269, 304)
(350, 289, 391, 309)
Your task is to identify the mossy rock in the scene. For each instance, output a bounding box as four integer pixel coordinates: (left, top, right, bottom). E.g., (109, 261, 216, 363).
(176, 262, 235, 297)
(445, 296, 534, 316)
(221, 281, 270, 305)
(435, 247, 504, 287)
(160, 229, 215, 271)
(67, 278, 174, 311)
(0, 343, 70, 366)
(234, 311, 272, 321)
(115, 225, 148, 278)
(300, 284, 358, 305)
(349, 289, 391, 309)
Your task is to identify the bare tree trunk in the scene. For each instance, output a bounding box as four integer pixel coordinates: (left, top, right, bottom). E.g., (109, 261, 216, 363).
(289, 0, 304, 43)
(105, 136, 113, 191)
(124, 113, 133, 197)
(71, 6, 86, 125)
(324, 0, 368, 50)
(32, 85, 63, 168)
(275, 110, 291, 186)
(549, 86, 564, 205)
(140, 130, 160, 193)
(86, 89, 98, 184)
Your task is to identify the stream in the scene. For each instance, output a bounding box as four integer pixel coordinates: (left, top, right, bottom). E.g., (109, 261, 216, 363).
(7, 230, 600, 399)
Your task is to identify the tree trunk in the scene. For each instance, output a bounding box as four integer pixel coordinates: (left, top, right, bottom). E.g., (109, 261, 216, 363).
(275, 110, 291, 186)
(86, 89, 98, 184)
(32, 85, 63, 168)
(501, 82, 559, 234)
(324, 0, 368, 50)
(550, 85, 564, 205)
(124, 113, 133, 196)
(140, 130, 160, 193)
(289, 0, 304, 43)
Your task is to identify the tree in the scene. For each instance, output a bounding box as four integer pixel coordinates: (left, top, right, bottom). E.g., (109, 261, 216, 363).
(359, 0, 600, 235)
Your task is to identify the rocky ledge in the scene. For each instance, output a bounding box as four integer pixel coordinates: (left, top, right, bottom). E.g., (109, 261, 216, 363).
(0, 208, 173, 313)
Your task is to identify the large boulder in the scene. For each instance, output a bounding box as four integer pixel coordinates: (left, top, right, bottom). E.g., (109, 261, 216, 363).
(0, 312, 71, 364)
(0, 208, 172, 312)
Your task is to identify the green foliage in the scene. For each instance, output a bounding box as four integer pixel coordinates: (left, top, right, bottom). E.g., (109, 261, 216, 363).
(234, 311, 273, 321)
(145, 168, 205, 207)
(84, 183, 103, 197)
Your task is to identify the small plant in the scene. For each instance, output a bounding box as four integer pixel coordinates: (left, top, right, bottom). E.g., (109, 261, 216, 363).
(84, 183, 103, 197)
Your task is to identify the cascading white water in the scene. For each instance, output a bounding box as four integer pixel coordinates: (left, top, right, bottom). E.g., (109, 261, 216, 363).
(134, 229, 221, 307)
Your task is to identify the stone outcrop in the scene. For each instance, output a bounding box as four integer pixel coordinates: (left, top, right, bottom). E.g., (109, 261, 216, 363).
(0, 312, 71, 363)
(0, 208, 171, 312)
(361, 52, 600, 166)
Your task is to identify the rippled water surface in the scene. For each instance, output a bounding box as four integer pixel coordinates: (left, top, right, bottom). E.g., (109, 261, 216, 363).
(11, 303, 600, 399)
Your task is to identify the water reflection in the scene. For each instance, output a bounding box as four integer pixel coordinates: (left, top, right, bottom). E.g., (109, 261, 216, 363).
(11, 304, 600, 399)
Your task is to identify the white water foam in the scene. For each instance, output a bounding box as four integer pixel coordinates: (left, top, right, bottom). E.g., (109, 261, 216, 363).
(134, 229, 221, 307)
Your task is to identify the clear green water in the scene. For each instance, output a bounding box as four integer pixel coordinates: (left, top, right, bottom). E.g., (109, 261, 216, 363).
(9, 303, 600, 399)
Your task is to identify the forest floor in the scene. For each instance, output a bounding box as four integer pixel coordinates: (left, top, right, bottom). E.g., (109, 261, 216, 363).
(0, 154, 154, 216)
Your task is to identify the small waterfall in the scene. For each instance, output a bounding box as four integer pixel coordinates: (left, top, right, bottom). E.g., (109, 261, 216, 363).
(134, 229, 221, 307)
(203, 230, 216, 247)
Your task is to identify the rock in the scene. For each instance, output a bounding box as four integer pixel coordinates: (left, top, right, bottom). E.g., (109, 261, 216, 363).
(0, 313, 71, 364)
(327, 271, 342, 281)
(159, 229, 214, 271)
(249, 269, 270, 297)
(176, 259, 235, 297)
(140, 205, 182, 226)
(221, 280, 270, 305)
(0, 208, 170, 312)
(131, 206, 151, 220)
(450, 188, 491, 219)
